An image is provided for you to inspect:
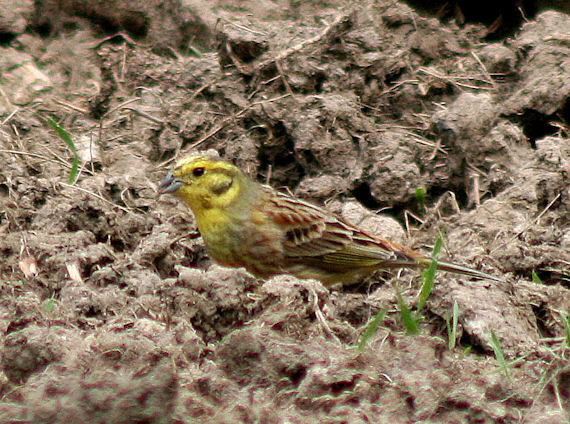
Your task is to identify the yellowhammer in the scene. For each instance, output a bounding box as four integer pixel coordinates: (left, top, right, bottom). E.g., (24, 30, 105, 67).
(158, 153, 503, 286)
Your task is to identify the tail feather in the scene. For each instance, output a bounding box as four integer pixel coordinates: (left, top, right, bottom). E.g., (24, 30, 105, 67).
(433, 260, 504, 282)
(385, 258, 504, 282)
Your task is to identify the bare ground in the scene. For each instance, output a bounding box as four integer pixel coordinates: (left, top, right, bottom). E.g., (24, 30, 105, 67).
(0, 0, 569, 422)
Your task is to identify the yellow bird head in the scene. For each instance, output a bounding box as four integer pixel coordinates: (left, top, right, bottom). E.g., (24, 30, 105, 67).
(158, 154, 245, 212)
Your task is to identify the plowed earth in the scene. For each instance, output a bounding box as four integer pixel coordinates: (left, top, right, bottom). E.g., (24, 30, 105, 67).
(0, 1, 569, 422)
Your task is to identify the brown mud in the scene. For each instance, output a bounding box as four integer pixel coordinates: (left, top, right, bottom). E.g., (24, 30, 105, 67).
(0, 1, 569, 422)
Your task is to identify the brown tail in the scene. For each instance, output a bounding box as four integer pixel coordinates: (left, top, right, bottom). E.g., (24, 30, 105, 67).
(388, 258, 504, 282)
(432, 259, 504, 282)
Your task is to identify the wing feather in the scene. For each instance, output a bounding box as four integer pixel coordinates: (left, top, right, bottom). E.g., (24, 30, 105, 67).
(262, 187, 418, 268)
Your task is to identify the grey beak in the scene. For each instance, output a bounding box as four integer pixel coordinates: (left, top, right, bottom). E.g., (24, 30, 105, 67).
(158, 172, 182, 194)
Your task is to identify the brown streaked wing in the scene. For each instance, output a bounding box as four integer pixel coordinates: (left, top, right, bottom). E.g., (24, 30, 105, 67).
(262, 187, 414, 264)
(262, 188, 348, 257)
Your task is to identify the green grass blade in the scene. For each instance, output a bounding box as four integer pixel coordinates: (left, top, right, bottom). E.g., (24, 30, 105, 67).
(564, 315, 570, 348)
(47, 117, 78, 184)
(417, 235, 443, 312)
(393, 281, 419, 334)
(446, 300, 459, 350)
(490, 329, 510, 379)
(188, 45, 202, 57)
(531, 270, 543, 284)
(358, 308, 386, 351)
(415, 187, 426, 212)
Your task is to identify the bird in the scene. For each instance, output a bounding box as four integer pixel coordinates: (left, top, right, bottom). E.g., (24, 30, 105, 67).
(158, 153, 503, 286)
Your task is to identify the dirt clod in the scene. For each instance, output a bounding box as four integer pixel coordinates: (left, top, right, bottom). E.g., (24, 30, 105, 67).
(0, 1, 568, 422)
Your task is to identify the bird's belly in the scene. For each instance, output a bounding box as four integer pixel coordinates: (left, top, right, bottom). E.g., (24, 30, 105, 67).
(197, 210, 282, 275)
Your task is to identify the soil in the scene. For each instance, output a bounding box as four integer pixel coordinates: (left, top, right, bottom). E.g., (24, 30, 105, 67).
(0, 0, 569, 423)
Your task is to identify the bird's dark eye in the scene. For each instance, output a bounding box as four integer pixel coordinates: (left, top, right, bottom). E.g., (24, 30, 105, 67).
(192, 167, 205, 177)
